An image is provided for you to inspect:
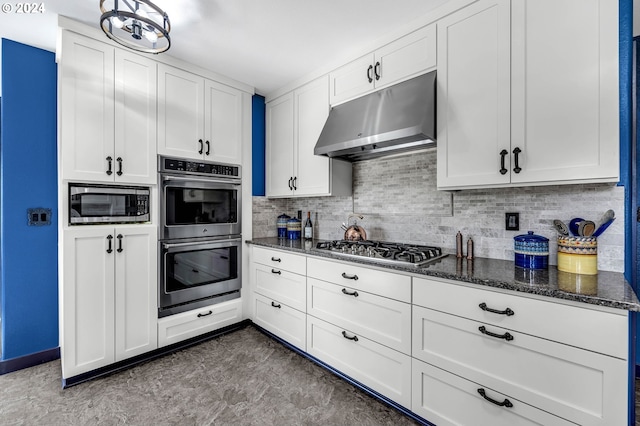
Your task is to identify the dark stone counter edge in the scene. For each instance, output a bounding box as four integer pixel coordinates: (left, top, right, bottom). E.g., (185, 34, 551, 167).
(245, 239, 640, 312)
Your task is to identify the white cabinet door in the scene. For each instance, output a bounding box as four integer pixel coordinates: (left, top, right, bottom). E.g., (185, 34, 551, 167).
(306, 315, 412, 408)
(157, 299, 243, 347)
(436, 0, 511, 189)
(266, 93, 295, 196)
(329, 54, 375, 106)
(62, 228, 115, 378)
(294, 76, 331, 196)
(204, 80, 243, 165)
(114, 50, 157, 184)
(307, 277, 411, 354)
(375, 24, 436, 89)
(412, 359, 575, 426)
(157, 63, 205, 160)
(114, 226, 157, 361)
(510, 0, 619, 184)
(254, 293, 306, 351)
(59, 32, 115, 182)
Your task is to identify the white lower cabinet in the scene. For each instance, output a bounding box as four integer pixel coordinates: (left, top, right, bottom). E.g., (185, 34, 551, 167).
(307, 277, 411, 354)
(157, 299, 242, 348)
(412, 359, 575, 426)
(61, 226, 157, 378)
(412, 305, 627, 426)
(306, 316, 412, 408)
(254, 293, 306, 350)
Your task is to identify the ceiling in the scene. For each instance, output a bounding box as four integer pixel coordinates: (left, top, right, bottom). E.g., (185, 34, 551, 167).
(0, 0, 453, 95)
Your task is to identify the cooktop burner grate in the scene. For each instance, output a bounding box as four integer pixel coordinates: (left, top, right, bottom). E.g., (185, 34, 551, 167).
(315, 240, 447, 267)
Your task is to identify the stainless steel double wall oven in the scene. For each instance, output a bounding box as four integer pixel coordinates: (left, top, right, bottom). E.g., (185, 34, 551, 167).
(158, 156, 242, 317)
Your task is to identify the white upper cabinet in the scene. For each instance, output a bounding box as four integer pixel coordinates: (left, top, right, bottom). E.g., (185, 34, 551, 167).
(509, 0, 619, 185)
(329, 24, 436, 105)
(437, 0, 620, 190)
(266, 93, 295, 197)
(60, 31, 157, 184)
(114, 50, 158, 184)
(266, 76, 352, 198)
(436, 0, 511, 188)
(158, 63, 243, 165)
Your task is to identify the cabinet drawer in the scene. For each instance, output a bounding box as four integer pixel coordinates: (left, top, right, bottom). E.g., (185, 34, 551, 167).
(412, 359, 574, 426)
(157, 299, 242, 348)
(306, 316, 411, 408)
(253, 246, 306, 275)
(413, 277, 628, 359)
(254, 293, 306, 351)
(307, 277, 411, 354)
(254, 262, 306, 312)
(307, 257, 411, 303)
(413, 306, 627, 426)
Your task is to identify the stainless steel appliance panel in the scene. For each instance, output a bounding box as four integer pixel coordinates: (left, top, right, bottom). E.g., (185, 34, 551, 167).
(159, 237, 242, 317)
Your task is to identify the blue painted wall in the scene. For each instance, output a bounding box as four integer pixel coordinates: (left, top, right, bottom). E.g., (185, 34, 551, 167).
(252, 94, 265, 196)
(0, 39, 58, 360)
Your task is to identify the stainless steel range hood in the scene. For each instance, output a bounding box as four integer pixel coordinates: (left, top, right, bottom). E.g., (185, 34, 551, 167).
(314, 71, 436, 162)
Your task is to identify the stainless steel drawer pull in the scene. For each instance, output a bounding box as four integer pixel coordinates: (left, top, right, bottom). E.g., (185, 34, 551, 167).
(341, 288, 359, 297)
(479, 302, 514, 316)
(341, 272, 359, 281)
(271, 301, 281, 309)
(477, 388, 513, 408)
(341, 331, 358, 342)
(478, 326, 514, 341)
(271, 257, 281, 262)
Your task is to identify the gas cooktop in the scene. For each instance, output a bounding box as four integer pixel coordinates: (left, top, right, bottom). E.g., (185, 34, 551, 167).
(315, 240, 447, 267)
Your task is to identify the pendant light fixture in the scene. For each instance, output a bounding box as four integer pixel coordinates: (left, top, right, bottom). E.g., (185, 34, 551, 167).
(100, 0, 171, 54)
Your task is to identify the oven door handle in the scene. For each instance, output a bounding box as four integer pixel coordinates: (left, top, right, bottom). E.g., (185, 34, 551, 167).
(162, 238, 242, 249)
(161, 175, 241, 186)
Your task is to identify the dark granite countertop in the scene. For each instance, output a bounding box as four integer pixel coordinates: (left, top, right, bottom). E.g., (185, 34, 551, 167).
(246, 237, 640, 312)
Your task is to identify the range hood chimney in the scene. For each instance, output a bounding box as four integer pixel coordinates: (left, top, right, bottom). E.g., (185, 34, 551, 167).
(314, 71, 436, 162)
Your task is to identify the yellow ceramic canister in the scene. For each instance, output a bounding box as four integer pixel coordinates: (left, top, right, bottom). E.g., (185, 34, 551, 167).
(557, 236, 598, 275)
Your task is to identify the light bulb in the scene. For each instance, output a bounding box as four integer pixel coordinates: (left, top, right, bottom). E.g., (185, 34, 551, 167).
(136, 7, 148, 19)
(144, 30, 158, 43)
(110, 16, 124, 29)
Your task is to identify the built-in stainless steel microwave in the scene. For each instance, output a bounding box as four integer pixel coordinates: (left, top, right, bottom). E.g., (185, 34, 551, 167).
(69, 184, 150, 225)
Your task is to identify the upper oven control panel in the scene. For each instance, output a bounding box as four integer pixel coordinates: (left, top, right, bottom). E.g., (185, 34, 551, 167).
(160, 156, 241, 178)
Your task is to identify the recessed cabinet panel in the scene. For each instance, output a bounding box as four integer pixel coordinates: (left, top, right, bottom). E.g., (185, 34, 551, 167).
(205, 80, 243, 165)
(157, 64, 205, 160)
(411, 359, 575, 426)
(294, 76, 331, 196)
(60, 33, 115, 182)
(62, 228, 116, 378)
(114, 227, 158, 361)
(413, 277, 628, 359)
(157, 299, 243, 348)
(307, 277, 411, 354)
(265, 93, 295, 197)
(254, 264, 306, 312)
(114, 50, 157, 184)
(510, 0, 619, 184)
(254, 293, 306, 351)
(307, 315, 412, 408)
(412, 305, 627, 426)
(436, 0, 511, 188)
(329, 54, 375, 106)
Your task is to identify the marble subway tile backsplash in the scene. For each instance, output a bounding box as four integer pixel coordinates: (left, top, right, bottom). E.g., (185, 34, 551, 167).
(252, 149, 625, 272)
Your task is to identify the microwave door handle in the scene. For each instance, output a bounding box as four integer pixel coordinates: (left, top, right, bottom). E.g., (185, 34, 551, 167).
(162, 175, 241, 186)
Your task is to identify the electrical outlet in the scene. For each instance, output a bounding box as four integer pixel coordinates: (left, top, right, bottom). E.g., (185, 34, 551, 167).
(505, 212, 519, 231)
